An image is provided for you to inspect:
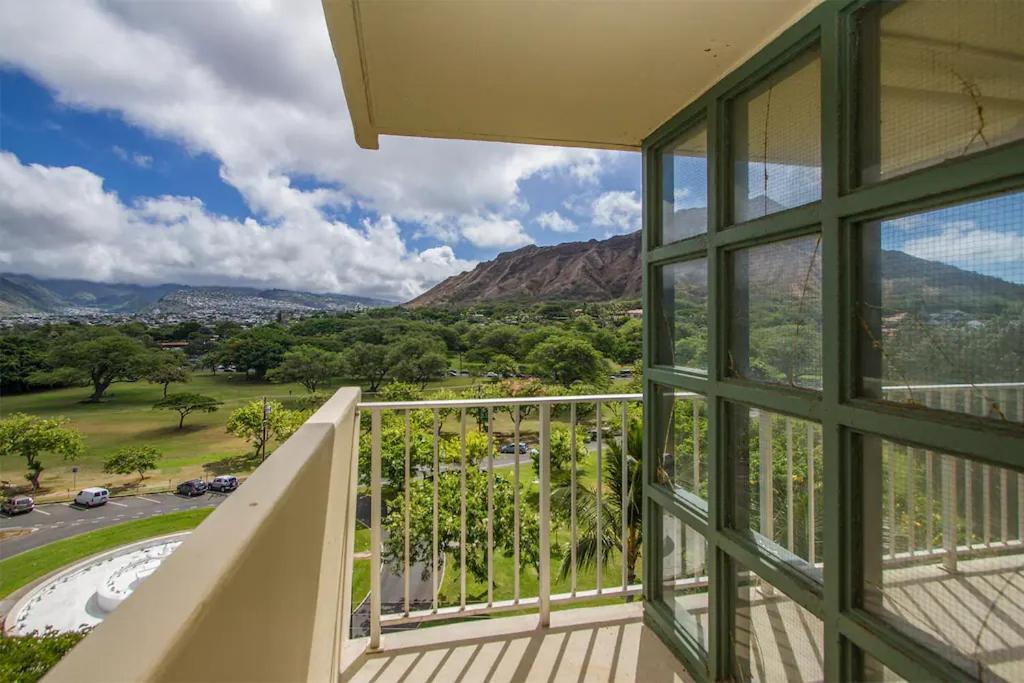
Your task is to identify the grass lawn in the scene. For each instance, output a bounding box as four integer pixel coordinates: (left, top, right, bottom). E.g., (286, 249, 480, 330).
(0, 508, 213, 599)
(354, 522, 370, 554)
(351, 559, 370, 611)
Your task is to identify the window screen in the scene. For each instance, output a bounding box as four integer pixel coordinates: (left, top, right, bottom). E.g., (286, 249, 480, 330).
(661, 123, 709, 244)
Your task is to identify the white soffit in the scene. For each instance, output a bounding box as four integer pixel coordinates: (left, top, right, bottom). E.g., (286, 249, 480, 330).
(323, 0, 822, 151)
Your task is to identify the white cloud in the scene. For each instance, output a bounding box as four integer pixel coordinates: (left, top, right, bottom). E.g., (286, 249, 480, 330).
(591, 191, 641, 234)
(113, 146, 153, 169)
(0, 0, 616, 294)
(536, 210, 578, 233)
(459, 216, 533, 249)
(0, 153, 474, 301)
(901, 222, 1024, 268)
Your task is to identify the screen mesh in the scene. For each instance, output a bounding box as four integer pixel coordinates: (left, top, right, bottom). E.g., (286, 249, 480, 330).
(661, 123, 708, 244)
(858, 0, 1024, 183)
(857, 192, 1024, 422)
(657, 257, 708, 372)
(734, 562, 825, 682)
(653, 384, 708, 504)
(658, 506, 710, 650)
(860, 435, 1024, 681)
(727, 403, 823, 581)
(732, 47, 821, 223)
(730, 233, 823, 389)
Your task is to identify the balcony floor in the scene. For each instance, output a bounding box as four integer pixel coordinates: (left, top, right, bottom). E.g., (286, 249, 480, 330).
(340, 603, 695, 683)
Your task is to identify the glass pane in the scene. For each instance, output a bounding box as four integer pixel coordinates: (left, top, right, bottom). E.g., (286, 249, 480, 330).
(656, 258, 708, 372)
(658, 506, 710, 650)
(857, 0, 1024, 183)
(653, 384, 708, 504)
(860, 435, 1024, 681)
(734, 562, 825, 682)
(857, 193, 1024, 423)
(729, 234, 823, 389)
(731, 47, 821, 223)
(727, 403, 823, 581)
(661, 123, 708, 244)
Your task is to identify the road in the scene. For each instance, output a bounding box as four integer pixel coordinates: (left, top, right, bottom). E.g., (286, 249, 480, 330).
(0, 492, 227, 559)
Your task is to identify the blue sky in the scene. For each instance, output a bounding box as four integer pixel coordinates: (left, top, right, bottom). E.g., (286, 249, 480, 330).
(0, 0, 1019, 299)
(0, 0, 643, 300)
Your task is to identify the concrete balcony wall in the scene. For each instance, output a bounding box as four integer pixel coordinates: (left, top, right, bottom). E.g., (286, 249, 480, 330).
(46, 388, 361, 683)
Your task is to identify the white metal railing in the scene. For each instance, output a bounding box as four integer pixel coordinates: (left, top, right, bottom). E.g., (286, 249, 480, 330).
(357, 393, 643, 647)
(359, 382, 1023, 646)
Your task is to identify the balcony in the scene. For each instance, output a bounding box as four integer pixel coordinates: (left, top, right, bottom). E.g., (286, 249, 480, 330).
(44, 384, 1024, 682)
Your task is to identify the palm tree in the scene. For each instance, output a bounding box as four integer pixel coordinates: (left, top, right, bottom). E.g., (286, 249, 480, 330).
(552, 415, 644, 588)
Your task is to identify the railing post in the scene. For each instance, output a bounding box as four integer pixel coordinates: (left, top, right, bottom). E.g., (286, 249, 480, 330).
(370, 409, 382, 649)
(621, 400, 629, 591)
(939, 390, 958, 572)
(539, 404, 551, 627)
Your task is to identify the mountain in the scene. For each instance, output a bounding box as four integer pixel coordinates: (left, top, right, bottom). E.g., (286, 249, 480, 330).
(0, 273, 391, 317)
(406, 229, 1024, 313)
(407, 232, 643, 307)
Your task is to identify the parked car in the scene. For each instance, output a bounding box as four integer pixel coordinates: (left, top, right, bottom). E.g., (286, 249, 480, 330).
(75, 487, 109, 507)
(209, 475, 238, 492)
(176, 479, 208, 496)
(498, 442, 527, 455)
(2, 495, 34, 515)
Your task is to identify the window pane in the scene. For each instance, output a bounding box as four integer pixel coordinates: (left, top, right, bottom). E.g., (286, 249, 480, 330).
(653, 384, 708, 505)
(857, 193, 1024, 422)
(727, 403, 823, 581)
(857, 0, 1024, 183)
(658, 507, 710, 650)
(734, 562, 825, 682)
(731, 47, 821, 223)
(729, 234, 823, 389)
(859, 435, 1024, 681)
(656, 258, 708, 372)
(661, 123, 708, 244)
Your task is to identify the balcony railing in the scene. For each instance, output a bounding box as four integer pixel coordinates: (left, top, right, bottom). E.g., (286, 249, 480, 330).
(45, 381, 1022, 681)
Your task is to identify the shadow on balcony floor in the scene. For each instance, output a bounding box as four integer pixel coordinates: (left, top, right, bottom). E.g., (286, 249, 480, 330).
(340, 603, 695, 683)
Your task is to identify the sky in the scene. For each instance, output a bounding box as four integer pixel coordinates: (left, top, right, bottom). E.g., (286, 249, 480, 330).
(0, 0, 641, 302)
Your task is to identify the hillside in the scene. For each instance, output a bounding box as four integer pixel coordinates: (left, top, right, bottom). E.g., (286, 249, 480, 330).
(0, 273, 391, 317)
(408, 230, 1024, 315)
(407, 232, 643, 307)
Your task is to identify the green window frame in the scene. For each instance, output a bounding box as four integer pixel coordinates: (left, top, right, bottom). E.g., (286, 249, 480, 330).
(640, 1, 1024, 681)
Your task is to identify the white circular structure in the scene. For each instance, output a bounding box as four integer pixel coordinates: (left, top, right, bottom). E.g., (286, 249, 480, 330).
(6, 533, 187, 635)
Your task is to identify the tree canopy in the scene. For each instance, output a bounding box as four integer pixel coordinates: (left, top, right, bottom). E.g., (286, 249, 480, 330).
(103, 445, 162, 480)
(226, 400, 307, 458)
(153, 393, 223, 429)
(0, 413, 84, 490)
(267, 345, 342, 392)
(527, 336, 609, 387)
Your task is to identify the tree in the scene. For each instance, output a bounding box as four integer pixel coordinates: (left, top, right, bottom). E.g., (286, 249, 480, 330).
(226, 400, 307, 458)
(341, 342, 391, 392)
(218, 327, 292, 380)
(488, 354, 519, 378)
(389, 336, 448, 388)
(530, 425, 587, 477)
(553, 414, 643, 587)
(153, 393, 223, 429)
(47, 329, 157, 401)
(147, 351, 191, 397)
(527, 335, 609, 387)
(0, 628, 90, 682)
(267, 345, 341, 393)
(0, 413, 84, 490)
(103, 445, 161, 481)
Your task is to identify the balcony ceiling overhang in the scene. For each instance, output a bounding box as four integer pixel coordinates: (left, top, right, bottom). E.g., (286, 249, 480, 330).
(322, 0, 821, 151)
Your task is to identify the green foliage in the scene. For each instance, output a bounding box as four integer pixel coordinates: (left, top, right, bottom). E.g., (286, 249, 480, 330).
(488, 354, 519, 378)
(377, 381, 423, 402)
(389, 336, 449, 388)
(103, 445, 161, 480)
(527, 335, 609, 387)
(152, 392, 223, 429)
(0, 629, 90, 682)
(383, 466, 540, 584)
(226, 400, 307, 456)
(267, 344, 342, 392)
(340, 342, 391, 392)
(45, 328, 157, 401)
(531, 425, 588, 476)
(0, 413, 84, 490)
(217, 326, 292, 380)
(146, 351, 191, 397)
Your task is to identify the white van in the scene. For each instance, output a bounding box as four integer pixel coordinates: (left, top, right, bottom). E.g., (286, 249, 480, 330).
(75, 487, 109, 507)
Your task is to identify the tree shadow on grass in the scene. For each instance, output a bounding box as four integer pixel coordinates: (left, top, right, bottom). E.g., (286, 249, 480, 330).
(133, 424, 207, 440)
(203, 453, 259, 476)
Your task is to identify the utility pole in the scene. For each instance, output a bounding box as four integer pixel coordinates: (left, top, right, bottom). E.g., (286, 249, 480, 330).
(261, 396, 271, 463)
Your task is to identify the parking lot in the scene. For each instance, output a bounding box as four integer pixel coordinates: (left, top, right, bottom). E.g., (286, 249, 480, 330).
(0, 491, 228, 559)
